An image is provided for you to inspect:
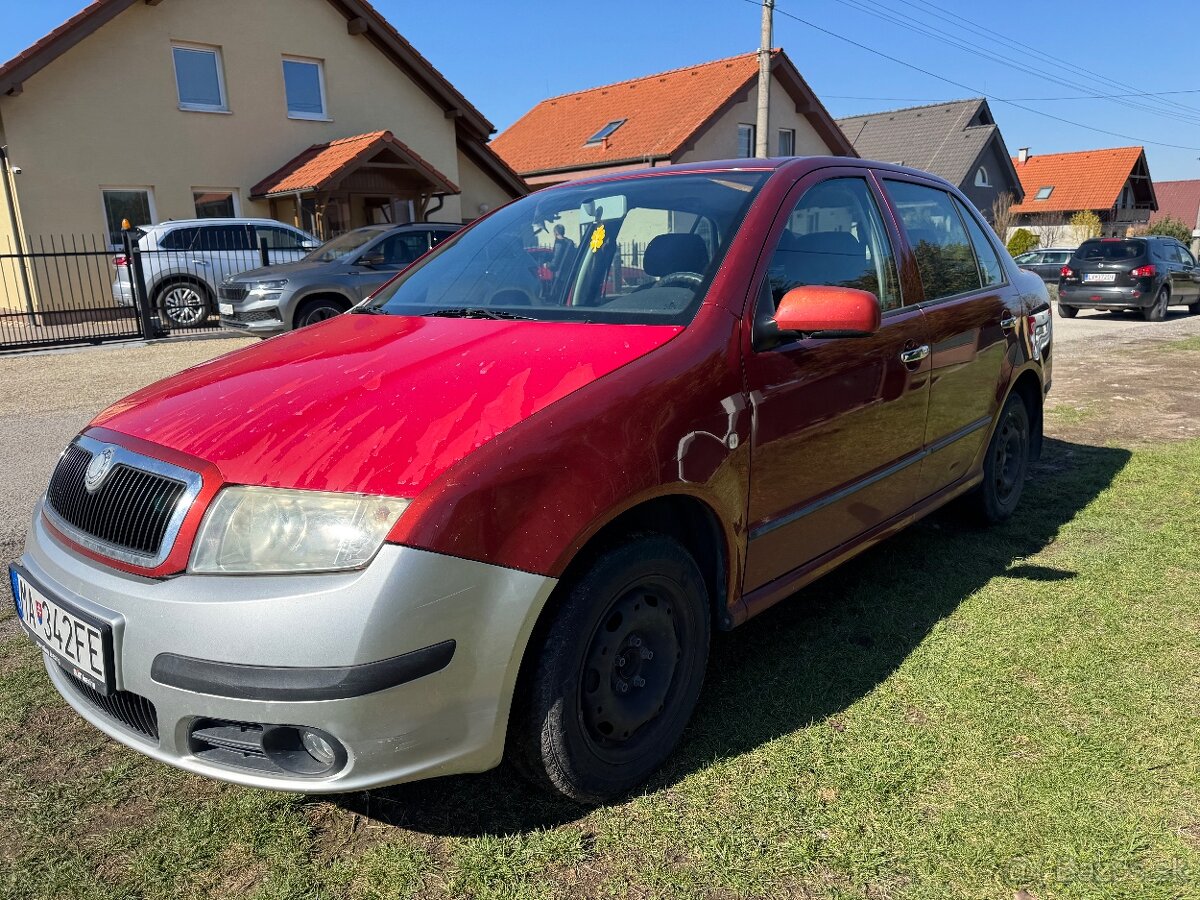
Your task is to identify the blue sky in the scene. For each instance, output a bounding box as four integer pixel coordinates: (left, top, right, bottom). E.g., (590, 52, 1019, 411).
(5, 0, 1200, 180)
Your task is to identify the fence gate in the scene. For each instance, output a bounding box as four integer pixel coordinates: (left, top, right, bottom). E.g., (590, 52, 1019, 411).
(0, 234, 147, 352)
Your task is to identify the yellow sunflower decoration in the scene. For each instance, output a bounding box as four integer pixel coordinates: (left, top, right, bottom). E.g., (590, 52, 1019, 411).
(589, 223, 607, 254)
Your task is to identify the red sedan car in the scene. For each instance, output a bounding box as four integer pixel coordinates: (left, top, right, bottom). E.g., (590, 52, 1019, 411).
(11, 157, 1050, 803)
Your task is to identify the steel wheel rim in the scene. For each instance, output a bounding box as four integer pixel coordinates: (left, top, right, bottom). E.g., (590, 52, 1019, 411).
(162, 286, 206, 326)
(992, 411, 1028, 503)
(579, 578, 684, 760)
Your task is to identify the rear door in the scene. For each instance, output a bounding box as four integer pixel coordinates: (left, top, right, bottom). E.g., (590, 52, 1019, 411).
(879, 176, 1019, 499)
(741, 169, 931, 591)
(196, 224, 258, 286)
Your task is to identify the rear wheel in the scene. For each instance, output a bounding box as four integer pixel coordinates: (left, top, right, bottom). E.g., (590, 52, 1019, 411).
(1142, 286, 1169, 322)
(1057, 303, 1078, 319)
(293, 296, 348, 329)
(1188, 297, 1200, 314)
(966, 393, 1031, 525)
(509, 535, 710, 804)
(155, 280, 212, 328)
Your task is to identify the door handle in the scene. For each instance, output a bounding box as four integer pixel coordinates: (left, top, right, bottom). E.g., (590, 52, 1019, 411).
(1000, 315, 1018, 331)
(899, 345, 929, 364)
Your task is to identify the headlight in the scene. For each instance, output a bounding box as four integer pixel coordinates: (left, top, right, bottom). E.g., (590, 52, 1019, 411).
(190, 487, 407, 574)
(251, 279, 289, 291)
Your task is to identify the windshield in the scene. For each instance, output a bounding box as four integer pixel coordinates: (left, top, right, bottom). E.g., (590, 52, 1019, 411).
(361, 172, 768, 325)
(1075, 240, 1145, 262)
(305, 230, 380, 263)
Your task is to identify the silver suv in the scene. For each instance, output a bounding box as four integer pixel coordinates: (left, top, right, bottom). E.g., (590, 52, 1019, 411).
(218, 223, 461, 335)
(113, 219, 319, 328)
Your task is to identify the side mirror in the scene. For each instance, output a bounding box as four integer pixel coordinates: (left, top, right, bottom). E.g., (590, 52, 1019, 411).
(359, 252, 387, 268)
(774, 285, 881, 336)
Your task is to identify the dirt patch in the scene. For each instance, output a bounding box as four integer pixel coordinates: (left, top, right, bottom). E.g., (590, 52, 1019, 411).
(1046, 329, 1200, 446)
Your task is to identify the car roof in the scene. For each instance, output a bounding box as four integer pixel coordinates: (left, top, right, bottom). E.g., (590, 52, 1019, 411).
(147, 218, 305, 230)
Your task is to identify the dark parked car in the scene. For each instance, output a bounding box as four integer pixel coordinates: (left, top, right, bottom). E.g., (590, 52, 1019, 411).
(1013, 248, 1075, 283)
(1058, 236, 1200, 320)
(219, 223, 461, 334)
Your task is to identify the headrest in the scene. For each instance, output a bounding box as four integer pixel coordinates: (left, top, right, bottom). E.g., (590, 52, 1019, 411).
(644, 233, 709, 277)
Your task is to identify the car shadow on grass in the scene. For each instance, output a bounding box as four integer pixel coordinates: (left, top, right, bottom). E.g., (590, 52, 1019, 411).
(323, 437, 1130, 837)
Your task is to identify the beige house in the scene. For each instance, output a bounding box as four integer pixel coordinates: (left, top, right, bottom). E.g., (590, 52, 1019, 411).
(0, 0, 526, 262)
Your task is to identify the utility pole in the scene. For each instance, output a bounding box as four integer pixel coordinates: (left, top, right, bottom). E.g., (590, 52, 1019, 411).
(756, 0, 774, 158)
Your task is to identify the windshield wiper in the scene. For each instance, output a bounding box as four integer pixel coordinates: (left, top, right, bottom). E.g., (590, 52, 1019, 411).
(426, 307, 535, 321)
(352, 305, 388, 315)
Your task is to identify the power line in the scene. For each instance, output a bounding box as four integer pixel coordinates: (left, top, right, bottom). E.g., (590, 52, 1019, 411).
(826, 90, 1200, 103)
(744, 0, 1200, 151)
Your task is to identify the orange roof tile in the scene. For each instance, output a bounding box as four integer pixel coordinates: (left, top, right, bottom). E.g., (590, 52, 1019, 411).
(250, 131, 459, 198)
(491, 50, 850, 176)
(1010, 146, 1146, 214)
(1148, 179, 1200, 227)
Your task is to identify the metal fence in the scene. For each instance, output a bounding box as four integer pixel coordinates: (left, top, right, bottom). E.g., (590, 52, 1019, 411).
(0, 229, 291, 352)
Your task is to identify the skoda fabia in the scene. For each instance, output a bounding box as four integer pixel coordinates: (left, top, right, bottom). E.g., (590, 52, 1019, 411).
(12, 157, 1051, 803)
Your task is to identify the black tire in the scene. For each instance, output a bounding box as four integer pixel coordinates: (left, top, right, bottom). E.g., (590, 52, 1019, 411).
(1188, 299, 1200, 315)
(155, 280, 212, 328)
(1057, 303, 1078, 319)
(967, 393, 1031, 525)
(293, 296, 348, 329)
(1142, 286, 1169, 322)
(509, 534, 711, 804)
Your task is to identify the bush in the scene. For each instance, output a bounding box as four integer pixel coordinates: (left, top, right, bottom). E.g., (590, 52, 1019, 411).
(1069, 210, 1102, 241)
(1142, 216, 1193, 243)
(1007, 228, 1040, 256)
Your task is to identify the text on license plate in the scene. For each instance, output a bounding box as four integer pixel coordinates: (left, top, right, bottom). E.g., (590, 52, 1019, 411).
(9, 568, 111, 691)
(218, 302, 234, 316)
(1083, 273, 1116, 283)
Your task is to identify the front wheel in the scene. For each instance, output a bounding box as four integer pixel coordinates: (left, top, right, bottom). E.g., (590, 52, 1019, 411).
(967, 393, 1031, 525)
(509, 535, 711, 804)
(1057, 303, 1078, 319)
(1142, 286, 1169, 322)
(293, 297, 348, 329)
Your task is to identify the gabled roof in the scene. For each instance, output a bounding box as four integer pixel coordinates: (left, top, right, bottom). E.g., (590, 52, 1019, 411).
(1010, 146, 1154, 214)
(1148, 179, 1200, 228)
(490, 49, 854, 177)
(250, 130, 459, 198)
(835, 98, 1021, 197)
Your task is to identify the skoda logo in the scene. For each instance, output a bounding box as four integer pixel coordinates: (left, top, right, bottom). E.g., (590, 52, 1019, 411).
(84, 447, 116, 493)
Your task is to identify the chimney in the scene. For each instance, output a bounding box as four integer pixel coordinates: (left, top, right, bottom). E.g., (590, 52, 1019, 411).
(1018, 147, 1030, 164)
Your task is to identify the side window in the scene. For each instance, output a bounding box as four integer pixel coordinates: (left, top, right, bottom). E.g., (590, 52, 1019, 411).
(158, 227, 199, 251)
(374, 233, 429, 268)
(1181, 247, 1197, 267)
(762, 176, 902, 313)
(954, 197, 1004, 287)
(430, 229, 455, 247)
(256, 226, 306, 250)
(195, 225, 254, 251)
(884, 180, 982, 301)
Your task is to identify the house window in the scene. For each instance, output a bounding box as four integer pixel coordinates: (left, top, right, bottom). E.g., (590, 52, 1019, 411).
(1035, 186, 1054, 200)
(172, 44, 227, 112)
(975, 166, 991, 187)
(101, 187, 156, 247)
(283, 57, 328, 119)
(778, 128, 795, 157)
(585, 119, 626, 145)
(193, 189, 239, 218)
(738, 124, 756, 158)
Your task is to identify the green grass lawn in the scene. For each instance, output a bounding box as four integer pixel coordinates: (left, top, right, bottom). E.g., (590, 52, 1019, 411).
(2, 436, 1199, 900)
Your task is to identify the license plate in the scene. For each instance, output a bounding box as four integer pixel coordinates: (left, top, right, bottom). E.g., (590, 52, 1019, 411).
(9, 565, 114, 694)
(218, 302, 234, 316)
(1083, 273, 1116, 283)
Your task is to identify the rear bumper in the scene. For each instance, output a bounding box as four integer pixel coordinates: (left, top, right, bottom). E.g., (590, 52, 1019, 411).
(18, 501, 558, 792)
(1058, 282, 1152, 308)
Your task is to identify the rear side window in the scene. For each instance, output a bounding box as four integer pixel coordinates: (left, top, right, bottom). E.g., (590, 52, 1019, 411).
(884, 180, 981, 301)
(764, 176, 902, 312)
(953, 197, 1004, 287)
(195, 225, 254, 251)
(256, 226, 307, 250)
(1075, 240, 1145, 261)
(158, 227, 199, 250)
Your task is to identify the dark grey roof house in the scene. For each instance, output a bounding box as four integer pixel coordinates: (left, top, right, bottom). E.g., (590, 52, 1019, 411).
(836, 98, 1024, 221)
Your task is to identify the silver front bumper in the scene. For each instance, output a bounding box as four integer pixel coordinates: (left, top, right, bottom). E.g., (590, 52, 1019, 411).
(20, 501, 557, 792)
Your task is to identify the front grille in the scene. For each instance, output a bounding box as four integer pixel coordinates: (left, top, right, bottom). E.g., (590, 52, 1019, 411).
(46, 444, 188, 559)
(219, 285, 249, 301)
(61, 666, 159, 742)
(223, 308, 280, 324)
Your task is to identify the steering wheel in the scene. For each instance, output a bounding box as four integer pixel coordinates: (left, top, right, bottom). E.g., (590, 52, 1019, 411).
(655, 271, 704, 289)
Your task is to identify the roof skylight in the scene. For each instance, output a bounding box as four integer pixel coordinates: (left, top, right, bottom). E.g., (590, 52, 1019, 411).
(585, 119, 626, 145)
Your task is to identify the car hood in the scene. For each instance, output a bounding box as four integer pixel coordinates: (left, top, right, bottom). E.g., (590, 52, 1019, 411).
(230, 258, 339, 281)
(90, 314, 682, 497)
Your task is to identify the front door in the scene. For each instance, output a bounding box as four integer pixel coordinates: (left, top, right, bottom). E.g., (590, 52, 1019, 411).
(878, 177, 1020, 498)
(742, 172, 932, 592)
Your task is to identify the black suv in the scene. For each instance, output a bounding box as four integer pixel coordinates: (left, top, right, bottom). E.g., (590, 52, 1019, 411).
(1058, 235, 1200, 321)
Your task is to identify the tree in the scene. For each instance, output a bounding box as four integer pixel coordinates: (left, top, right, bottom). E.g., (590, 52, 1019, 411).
(991, 192, 1017, 239)
(1069, 210, 1102, 241)
(1007, 228, 1040, 256)
(1142, 216, 1193, 243)
(1038, 214, 1069, 248)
